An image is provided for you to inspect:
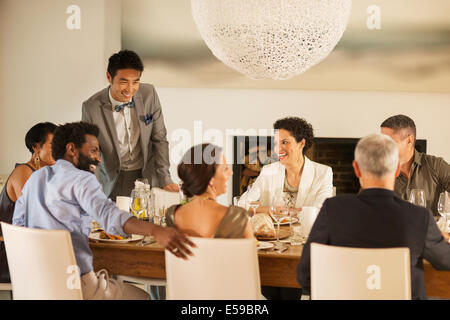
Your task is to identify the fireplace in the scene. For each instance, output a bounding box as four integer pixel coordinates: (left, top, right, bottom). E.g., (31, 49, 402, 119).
(232, 136, 427, 198)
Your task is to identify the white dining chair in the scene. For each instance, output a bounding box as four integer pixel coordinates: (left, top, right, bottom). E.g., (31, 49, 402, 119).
(165, 237, 262, 300)
(1, 222, 83, 300)
(310, 242, 411, 300)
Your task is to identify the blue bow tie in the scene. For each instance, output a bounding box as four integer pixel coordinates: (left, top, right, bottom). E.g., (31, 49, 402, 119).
(114, 101, 135, 112)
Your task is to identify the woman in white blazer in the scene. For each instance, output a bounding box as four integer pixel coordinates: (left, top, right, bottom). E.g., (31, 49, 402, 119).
(239, 117, 333, 300)
(239, 117, 333, 213)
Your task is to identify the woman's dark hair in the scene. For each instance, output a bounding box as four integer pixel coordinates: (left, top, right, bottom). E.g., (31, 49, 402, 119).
(52, 122, 100, 161)
(177, 143, 223, 198)
(273, 117, 314, 154)
(107, 49, 144, 79)
(25, 122, 57, 154)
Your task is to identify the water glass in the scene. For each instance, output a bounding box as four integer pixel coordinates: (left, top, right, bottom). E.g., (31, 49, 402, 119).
(409, 189, 427, 207)
(438, 192, 450, 232)
(290, 225, 303, 246)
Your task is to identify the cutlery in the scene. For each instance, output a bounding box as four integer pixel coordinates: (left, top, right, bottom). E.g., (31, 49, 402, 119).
(276, 246, 288, 254)
(136, 238, 156, 246)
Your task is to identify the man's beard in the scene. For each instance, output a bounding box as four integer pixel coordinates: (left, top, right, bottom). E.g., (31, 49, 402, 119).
(77, 153, 99, 174)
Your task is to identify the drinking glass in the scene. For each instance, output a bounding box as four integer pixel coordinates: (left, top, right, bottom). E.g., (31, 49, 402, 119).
(290, 225, 303, 246)
(233, 196, 241, 206)
(409, 189, 426, 207)
(269, 195, 287, 250)
(438, 192, 450, 232)
(248, 201, 260, 217)
(136, 178, 149, 185)
(269, 208, 282, 250)
(130, 191, 147, 220)
(153, 195, 166, 226)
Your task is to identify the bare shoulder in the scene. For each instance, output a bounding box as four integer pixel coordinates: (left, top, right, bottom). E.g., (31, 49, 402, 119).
(9, 164, 33, 182)
(7, 165, 33, 201)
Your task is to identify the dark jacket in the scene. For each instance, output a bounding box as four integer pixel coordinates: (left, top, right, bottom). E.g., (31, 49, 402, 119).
(297, 188, 450, 300)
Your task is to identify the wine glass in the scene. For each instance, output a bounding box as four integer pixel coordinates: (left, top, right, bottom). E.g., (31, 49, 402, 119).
(409, 189, 426, 207)
(269, 195, 287, 250)
(248, 201, 260, 217)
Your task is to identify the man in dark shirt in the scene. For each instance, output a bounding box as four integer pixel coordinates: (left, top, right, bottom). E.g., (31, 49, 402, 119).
(380, 114, 450, 216)
(297, 133, 450, 300)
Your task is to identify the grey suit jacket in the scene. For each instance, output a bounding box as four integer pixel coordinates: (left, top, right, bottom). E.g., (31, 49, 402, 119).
(81, 83, 173, 196)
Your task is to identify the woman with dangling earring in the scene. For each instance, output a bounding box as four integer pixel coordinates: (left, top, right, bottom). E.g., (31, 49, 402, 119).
(165, 143, 254, 239)
(0, 122, 57, 284)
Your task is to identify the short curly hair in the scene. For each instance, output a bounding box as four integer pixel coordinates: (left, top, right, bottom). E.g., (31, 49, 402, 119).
(273, 117, 314, 154)
(52, 122, 100, 161)
(107, 49, 144, 79)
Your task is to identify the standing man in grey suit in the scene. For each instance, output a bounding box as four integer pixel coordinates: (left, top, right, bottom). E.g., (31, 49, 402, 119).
(82, 50, 179, 199)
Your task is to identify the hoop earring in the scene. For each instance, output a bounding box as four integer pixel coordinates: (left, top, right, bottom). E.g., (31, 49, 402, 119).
(34, 156, 41, 170)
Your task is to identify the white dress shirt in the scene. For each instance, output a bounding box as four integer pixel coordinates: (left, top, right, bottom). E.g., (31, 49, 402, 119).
(109, 90, 143, 171)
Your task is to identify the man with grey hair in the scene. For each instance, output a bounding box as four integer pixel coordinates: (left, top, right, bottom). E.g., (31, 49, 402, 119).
(380, 114, 450, 216)
(297, 133, 450, 300)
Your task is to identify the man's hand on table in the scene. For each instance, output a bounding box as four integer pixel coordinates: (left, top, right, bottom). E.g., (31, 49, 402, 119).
(152, 224, 196, 260)
(123, 217, 196, 259)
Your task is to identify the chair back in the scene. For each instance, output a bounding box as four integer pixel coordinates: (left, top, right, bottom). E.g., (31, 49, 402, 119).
(310, 243, 411, 300)
(165, 237, 261, 300)
(1, 223, 82, 300)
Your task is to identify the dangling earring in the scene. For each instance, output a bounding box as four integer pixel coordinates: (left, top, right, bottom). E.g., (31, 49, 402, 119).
(34, 156, 41, 169)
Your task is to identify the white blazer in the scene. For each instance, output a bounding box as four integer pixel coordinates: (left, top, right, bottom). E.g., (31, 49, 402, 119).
(239, 157, 333, 209)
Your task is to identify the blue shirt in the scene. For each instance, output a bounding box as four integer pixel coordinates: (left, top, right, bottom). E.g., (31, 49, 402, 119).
(13, 159, 134, 275)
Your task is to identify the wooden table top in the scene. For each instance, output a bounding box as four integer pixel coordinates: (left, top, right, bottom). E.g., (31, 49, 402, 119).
(89, 228, 450, 298)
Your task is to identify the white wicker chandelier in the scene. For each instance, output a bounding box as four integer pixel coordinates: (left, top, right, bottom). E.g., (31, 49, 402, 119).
(191, 0, 352, 80)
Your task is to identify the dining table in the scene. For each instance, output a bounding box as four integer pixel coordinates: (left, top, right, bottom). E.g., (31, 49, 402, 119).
(89, 225, 450, 299)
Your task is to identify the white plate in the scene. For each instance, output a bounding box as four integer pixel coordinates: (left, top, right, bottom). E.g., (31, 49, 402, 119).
(257, 241, 274, 250)
(89, 232, 144, 243)
(274, 217, 299, 226)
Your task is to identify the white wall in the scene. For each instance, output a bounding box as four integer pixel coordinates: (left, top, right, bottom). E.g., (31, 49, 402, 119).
(156, 87, 450, 204)
(0, 0, 121, 173)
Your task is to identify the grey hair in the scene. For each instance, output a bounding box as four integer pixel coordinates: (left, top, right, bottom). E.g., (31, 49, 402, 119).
(355, 133, 399, 178)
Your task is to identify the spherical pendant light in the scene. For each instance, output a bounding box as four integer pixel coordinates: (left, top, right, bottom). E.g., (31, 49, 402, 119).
(191, 0, 352, 80)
